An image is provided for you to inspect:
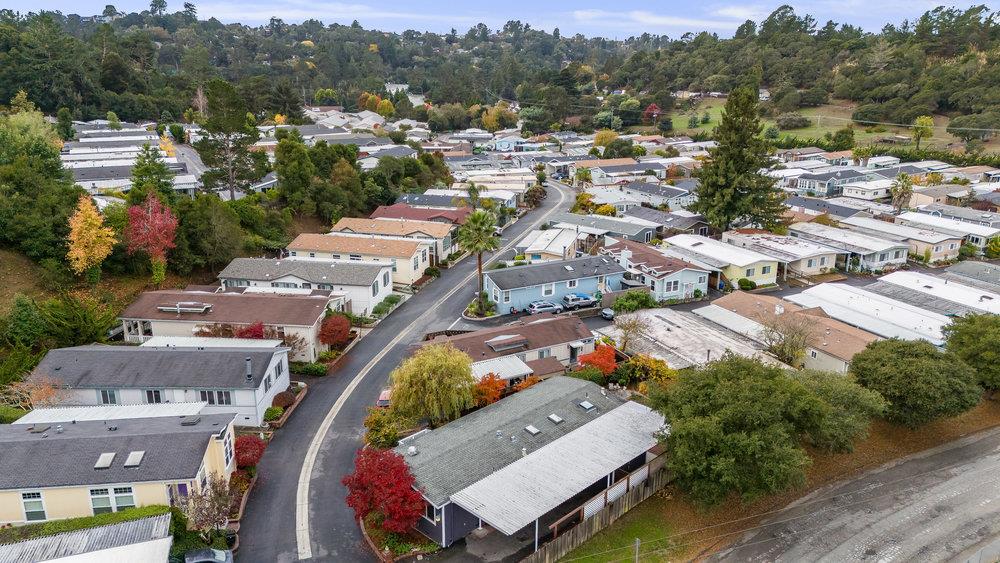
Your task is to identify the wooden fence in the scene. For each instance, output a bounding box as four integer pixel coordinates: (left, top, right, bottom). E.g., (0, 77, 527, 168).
(521, 465, 672, 563)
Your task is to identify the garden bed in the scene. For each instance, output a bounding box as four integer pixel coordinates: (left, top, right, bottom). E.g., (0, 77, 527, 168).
(227, 473, 258, 523)
(267, 381, 308, 429)
(359, 515, 439, 562)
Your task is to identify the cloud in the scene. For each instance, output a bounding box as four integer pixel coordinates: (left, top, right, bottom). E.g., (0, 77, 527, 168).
(711, 5, 769, 21)
(198, 0, 480, 25)
(571, 9, 744, 32)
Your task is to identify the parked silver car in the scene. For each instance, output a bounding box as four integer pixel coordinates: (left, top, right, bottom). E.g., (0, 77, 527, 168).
(526, 300, 564, 315)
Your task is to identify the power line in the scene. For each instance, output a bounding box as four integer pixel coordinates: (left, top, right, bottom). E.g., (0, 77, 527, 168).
(559, 453, 1000, 563)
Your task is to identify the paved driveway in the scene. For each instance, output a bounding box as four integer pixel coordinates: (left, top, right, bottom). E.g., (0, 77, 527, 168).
(237, 183, 572, 562)
(712, 426, 1000, 563)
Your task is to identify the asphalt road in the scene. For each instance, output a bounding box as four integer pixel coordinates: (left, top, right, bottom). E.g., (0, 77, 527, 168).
(711, 426, 1000, 563)
(237, 181, 572, 563)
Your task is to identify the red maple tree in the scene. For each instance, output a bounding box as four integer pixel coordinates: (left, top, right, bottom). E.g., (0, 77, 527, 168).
(642, 103, 662, 124)
(124, 194, 177, 283)
(579, 345, 617, 375)
(235, 435, 266, 468)
(473, 373, 506, 406)
(342, 449, 424, 534)
(235, 321, 265, 339)
(318, 315, 351, 347)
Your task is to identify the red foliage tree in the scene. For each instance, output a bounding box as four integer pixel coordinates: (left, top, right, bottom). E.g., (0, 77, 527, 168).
(235, 321, 265, 339)
(341, 449, 424, 534)
(473, 373, 506, 406)
(579, 345, 617, 375)
(642, 103, 662, 124)
(318, 315, 351, 347)
(235, 435, 266, 468)
(124, 194, 178, 283)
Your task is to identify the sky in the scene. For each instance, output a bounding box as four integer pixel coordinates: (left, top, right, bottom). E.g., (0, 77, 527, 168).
(14, 0, 998, 37)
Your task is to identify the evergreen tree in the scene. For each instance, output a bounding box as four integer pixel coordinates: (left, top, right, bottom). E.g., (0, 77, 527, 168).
(274, 135, 316, 215)
(56, 107, 74, 141)
(690, 86, 785, 230)
(196, 80, 260, 201)
(128, 144, 175, 205)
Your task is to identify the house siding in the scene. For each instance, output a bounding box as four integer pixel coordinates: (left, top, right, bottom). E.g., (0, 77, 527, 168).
(220, 268, 393, 317)
(288, 249, 428, 286)
(720, 261, 779, 286)
(484, 273, 625, 315)
(805, 348, 851, 374)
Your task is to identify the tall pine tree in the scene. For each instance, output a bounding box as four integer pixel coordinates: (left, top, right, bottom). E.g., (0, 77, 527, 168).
(690, 86, 785, 231)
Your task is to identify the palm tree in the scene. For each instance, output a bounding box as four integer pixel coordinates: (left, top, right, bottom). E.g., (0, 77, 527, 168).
(890, 173, 913, 214)
(457, 210, 500, 315)
(452, 182, 481, 210)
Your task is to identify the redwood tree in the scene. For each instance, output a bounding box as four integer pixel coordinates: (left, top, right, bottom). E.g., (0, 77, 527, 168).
(342, 449, 424, 533)
(125, 193, 178, 284)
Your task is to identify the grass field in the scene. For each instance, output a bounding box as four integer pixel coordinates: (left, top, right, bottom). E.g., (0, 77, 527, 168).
(650, 98, 999, 153)
(563, 398, 1000, 562)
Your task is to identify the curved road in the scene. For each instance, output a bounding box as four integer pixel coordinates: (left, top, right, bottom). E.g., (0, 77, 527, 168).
(238, 181, 572, 562)
(711, 426, 1000, 563)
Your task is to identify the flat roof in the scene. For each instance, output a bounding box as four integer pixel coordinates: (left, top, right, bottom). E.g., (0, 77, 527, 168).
(470, 356, 534, 381)
(141, 336, 284, 348)
(0, 514, 172, 563)
(789, 222, 908, 254)
(14, 402, 208, 425)
(784, 283, 948, 345)
(877, 271, 1000, 314)
(665, 234, 776, 267)
(897, 212, 1000, 238)
(449, 401, 664, 535)
(840, 216, 958, 244)
(724, 231, 841, 262)
(943, 261, 1000, 292)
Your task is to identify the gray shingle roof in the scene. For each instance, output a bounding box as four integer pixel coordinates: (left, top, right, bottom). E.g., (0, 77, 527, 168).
(484, 255, 624, 290)
(0, 414, 234, 490)
(622, 181, 688, 198)
(0, 514, 171, 562)
(624, 207, 706, 230)
(396, 377, 623, 505)
(547, 211, 654, 237)
(218, 257, 384, 286)
(943, 261, 1000, 292)
(34, 345, 283, 389)
(785, 196, 861, 219)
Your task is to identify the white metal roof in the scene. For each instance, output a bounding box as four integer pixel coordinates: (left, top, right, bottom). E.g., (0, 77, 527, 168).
(692, 303, 767, 343)
(141, 336, 285, 348)
(878, 271, 1000, 314)
(897, 211, 1000, 238)
(14, 402, 208, 425)
(665, 234, 777, 267)
(840, 216, 958, 244)
(449, 401, 664, 535)
(785, 283, 948, 345)
(789, 222, 907, 253)
(518, 228, 580, 255)
(471, 356, 534, 381)
(724, 232, 841, 261)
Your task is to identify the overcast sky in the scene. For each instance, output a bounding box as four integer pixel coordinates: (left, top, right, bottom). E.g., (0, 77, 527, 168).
(16, 1, 996, 37)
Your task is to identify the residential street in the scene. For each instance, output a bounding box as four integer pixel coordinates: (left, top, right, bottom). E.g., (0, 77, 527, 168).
(237, 181, 572, 562)
(711, 426, 1000, 563)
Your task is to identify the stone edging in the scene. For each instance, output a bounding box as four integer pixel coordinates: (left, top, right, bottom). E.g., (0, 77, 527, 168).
(268, 382, 308, 429)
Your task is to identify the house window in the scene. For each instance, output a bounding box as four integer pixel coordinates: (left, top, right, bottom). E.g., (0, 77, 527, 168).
(372, 281, 379, 296)
(745, 268, 755, 277)
(893, 250, 902, 259)
(567, 279, 577, 289)
(807, 259, 815, 268)
(698, 276, 707, 284)
(144, 389, 163, 404)
(503, 290, 510, 303)
(542, 283, 554, 296)
(200, 390, 215, 405)
(349, 254, 361, 261)
(383, 271, 390, 286)
(810, 350, 818, 359)
(90, 487, 134, 515)
(934, 245, 942, 252)
(223, 431, 234, 467)
(670, 280, 679, 292)
(597, 275, 606, 285)
(820, 256, 827, 266)
(493, 288, 500, 303)
(644, 231, 652, 242)
(391, 259, 397, 272)
(308, 252, 316, 258)
(290, 251, 297, 257)
(413, 256, 419, 270)
(318, 283, 332, 290)
(423, 501, 440, 523)
(949, 243, 957, 250)
(878, 253, 888, 262)
(217, 391, 232, 405)
(422, 249, 428, 262)
(762, 265, 771, 275)
(538, 348, 551, 359)
(21, 492, 45, 522)
(99, 389, 118, 405)
(264, 373, 272, 393)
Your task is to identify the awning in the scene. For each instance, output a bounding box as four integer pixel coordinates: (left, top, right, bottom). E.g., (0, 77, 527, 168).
(471, 356, 533, 381)
(449, 401, 665, 535)
(568, 341, 585, 349)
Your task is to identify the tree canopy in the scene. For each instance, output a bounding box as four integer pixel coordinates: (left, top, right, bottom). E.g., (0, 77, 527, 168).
(389, 344, 475, 424)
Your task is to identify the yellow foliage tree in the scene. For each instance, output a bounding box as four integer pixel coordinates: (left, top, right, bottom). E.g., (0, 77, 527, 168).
(594, 204, 617, 216)
(375, 99, 395, 118)
(159, 135, 176, 157)
(594, 129, 618, 147)
(274, 113, 288, 125)
(67, 195, 116, 284)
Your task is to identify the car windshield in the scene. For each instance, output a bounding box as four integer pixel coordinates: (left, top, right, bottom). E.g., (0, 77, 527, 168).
(210, 550, 228, 562)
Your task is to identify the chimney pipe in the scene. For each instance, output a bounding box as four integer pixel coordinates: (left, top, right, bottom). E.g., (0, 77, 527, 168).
(245, 357, 253, 381)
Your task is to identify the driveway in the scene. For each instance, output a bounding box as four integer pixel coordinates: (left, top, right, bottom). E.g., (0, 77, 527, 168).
(711, 426, 1000, 563)
(237, 182, 572, 563)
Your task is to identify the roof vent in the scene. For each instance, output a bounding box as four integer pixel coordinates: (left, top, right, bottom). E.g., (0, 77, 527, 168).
(28, 425, 51, 434)
(579, 400, 596, 412)
(564, 265, 574, 271)
(407, 445, 418, 456)
(496, 430, 503, 439)
(95, 452, 115, 469)
(525, 425, 540, 436)
(547, 413, 564, 424)
(245, 357, 253, 381)
(124, 451, 145, 467)
(180, 416, 201, 426)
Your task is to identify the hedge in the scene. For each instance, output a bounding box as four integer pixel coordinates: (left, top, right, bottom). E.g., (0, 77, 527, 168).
(290, 362, 328, 377)
(0, 505, 171, 544)
(0, 405, 27, 424)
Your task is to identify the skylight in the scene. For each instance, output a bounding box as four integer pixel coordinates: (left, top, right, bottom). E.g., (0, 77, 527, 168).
(547, 413, 564, 424)
(579, 400, 596, 412)
(564, 265, 574, 271)
(525, 425, 540, 436)
(124, 451, 145, 467)
(94, 452, 115, 470)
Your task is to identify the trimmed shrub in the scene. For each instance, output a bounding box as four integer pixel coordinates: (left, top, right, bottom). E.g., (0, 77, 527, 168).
(235, 435, 266, 468)
(737, 278, 757, 290)
(611, 290, 657, 313)
(264, 406, 284, 422)
(423, 266, 441, 277)
(568, 366, 606, 384)
(319, 315, 351, 347)
(291, 362, 328, 377)
(0, 405, 27, 424)
(272, 391, 296, 409)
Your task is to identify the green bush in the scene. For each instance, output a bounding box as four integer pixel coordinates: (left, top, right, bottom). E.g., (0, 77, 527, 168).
(611, 290, 657, 313)
(737, 278, 757, 290)
(693, 288, 704, 298)
(423, 266, 441, 277)
(290, 362, 328, 377)
(384, 294, 402, 306)
(0, 505, 170, 544)
(491, 262, 508, 269)
(318, 350, 341, 362)
(512, 261, 527, 266)
(513, 254, 526, 260)
(0, 405, 27, 424)
(264, 406, 284, 422)
(568, 366, 606, 384)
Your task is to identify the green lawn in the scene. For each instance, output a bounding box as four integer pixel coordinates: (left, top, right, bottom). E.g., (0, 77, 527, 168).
(561, 500, 678, 562)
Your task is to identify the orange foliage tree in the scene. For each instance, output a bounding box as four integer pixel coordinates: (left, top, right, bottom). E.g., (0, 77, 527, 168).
(580, 345, 617, 375)
(473, 373, 506, 406)
(513, 375, 541, 392)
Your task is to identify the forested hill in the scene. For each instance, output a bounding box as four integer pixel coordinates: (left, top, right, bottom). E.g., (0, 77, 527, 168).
(1, 5, 998, 130)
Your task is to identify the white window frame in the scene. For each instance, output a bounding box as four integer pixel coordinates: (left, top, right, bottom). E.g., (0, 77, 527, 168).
(538, 348, 551, 359)
(762, 265, 771, 275)
(99, 389, 118, 405)
(89, 486, 135, 515)
(567, 279, 578, 289)
(820, 256, 827, 266)
(423, 501, 440, 524)
(383, 271, 390, 286)
(503, 290, 510, 303)
(21, 491, 46, 522)
(144, 389, 163, 404)
(542, 283, 554, 297)
(223, 430, 234, 467)
(413, 256, 419, 270)
(745, 268, 755, 277)
(806, 259, 814, 268)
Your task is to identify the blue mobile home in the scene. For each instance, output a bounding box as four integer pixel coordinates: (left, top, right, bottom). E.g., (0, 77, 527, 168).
(483, 256, 626, 315)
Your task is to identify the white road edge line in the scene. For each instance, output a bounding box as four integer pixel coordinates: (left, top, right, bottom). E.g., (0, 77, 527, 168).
(295, 185, 567, 559)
